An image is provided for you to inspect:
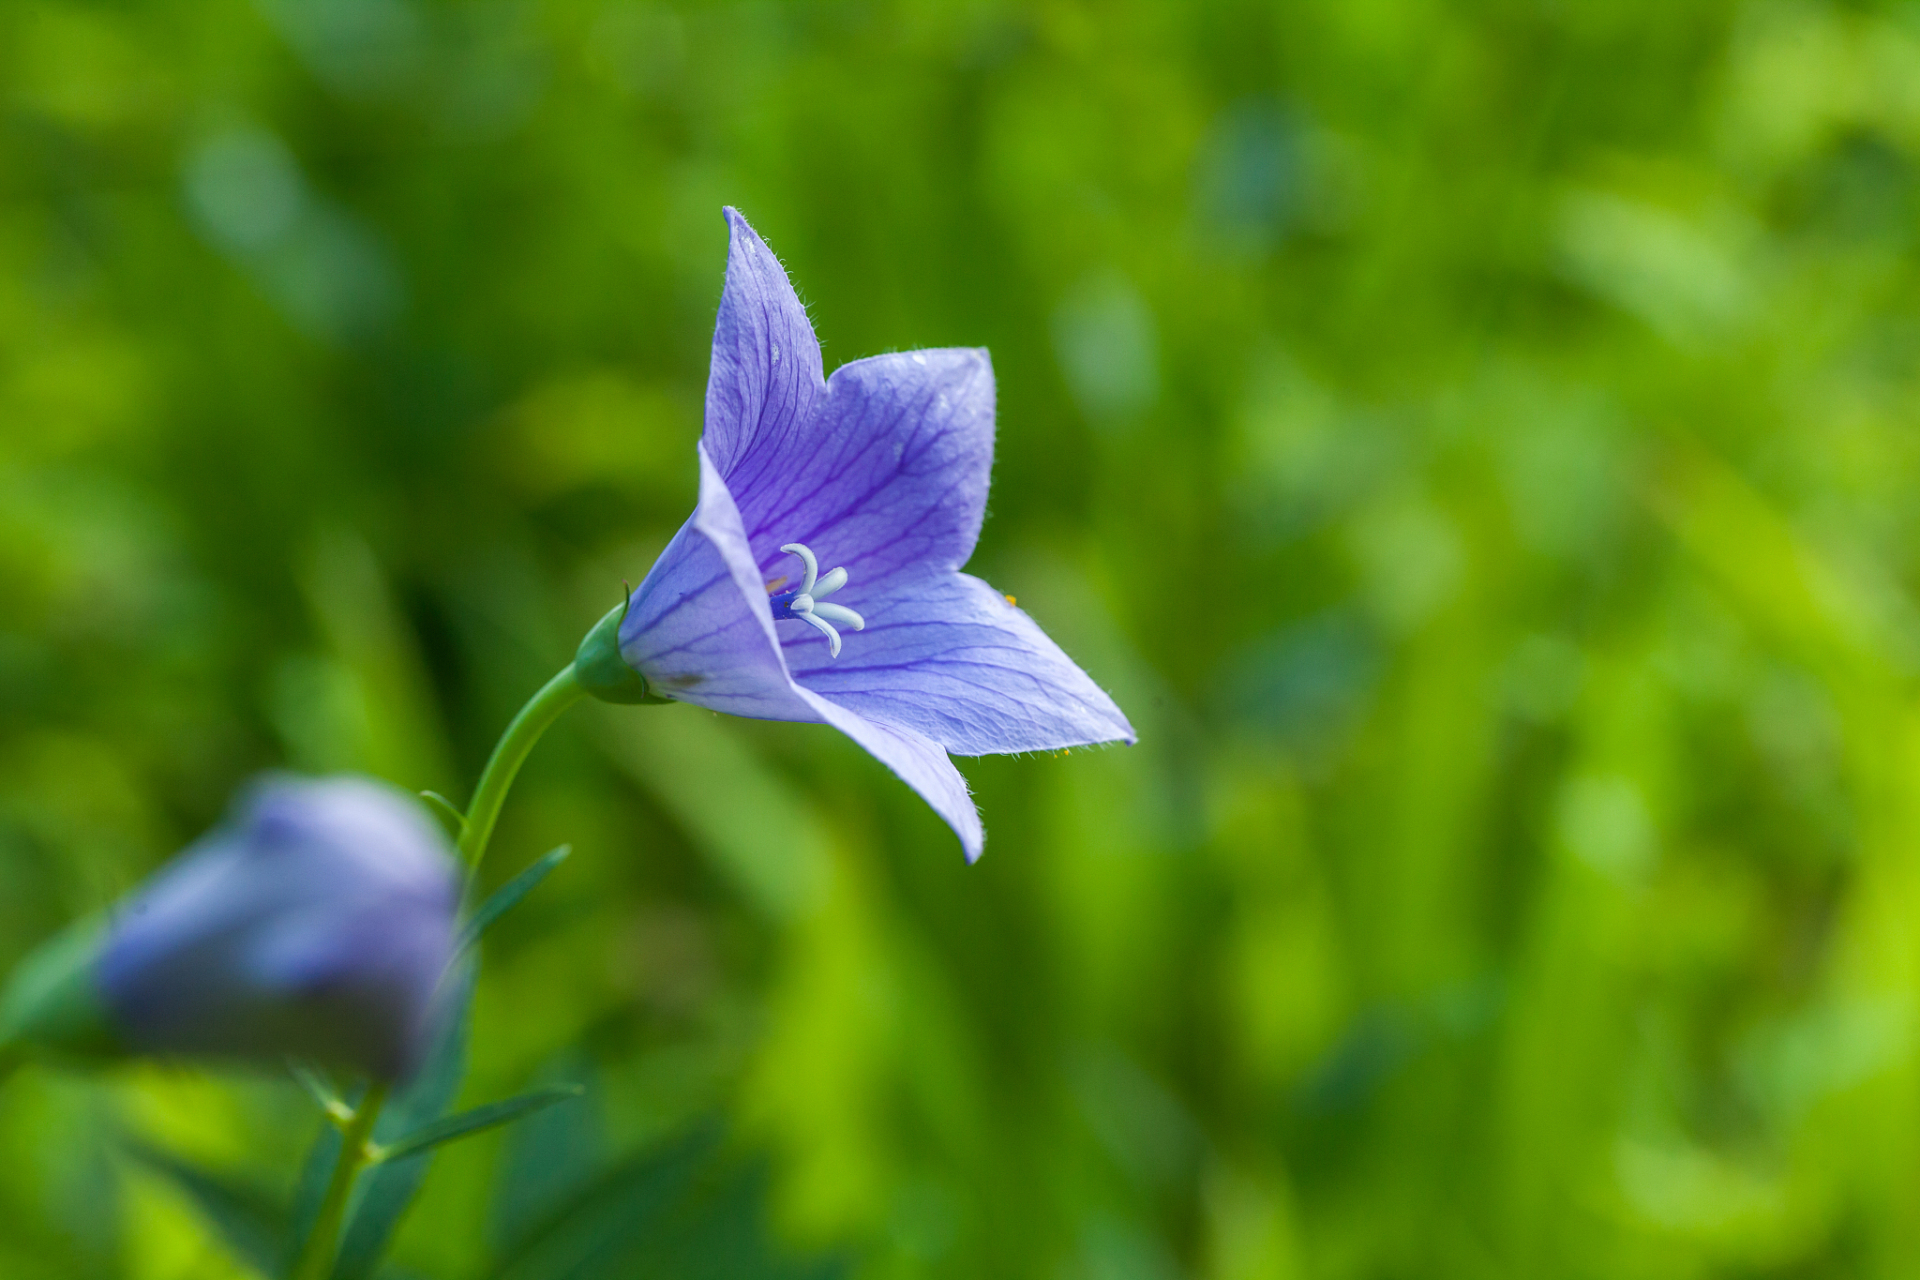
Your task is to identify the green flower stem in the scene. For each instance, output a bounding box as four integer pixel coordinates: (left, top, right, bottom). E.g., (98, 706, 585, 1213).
(290, 1081, 388, 1280)
(286, 663, 584, 1280)
(457, 664, 588, 872)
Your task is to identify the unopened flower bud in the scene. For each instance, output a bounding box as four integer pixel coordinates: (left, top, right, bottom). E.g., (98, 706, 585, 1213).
(53, 775, 461, 1080)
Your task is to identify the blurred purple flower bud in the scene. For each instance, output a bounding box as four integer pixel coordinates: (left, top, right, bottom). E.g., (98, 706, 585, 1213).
(97, 775, 460, 1080)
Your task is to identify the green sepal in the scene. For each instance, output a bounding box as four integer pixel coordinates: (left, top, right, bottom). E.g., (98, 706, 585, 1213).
(0, 915, 124, 1063)
(573, 598, 670, 705)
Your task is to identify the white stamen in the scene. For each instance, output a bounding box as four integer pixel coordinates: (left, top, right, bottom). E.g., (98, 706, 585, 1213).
(796, 609, 842, 656)
(812, 602, 865, 631)
(777, 541, 862, 657)
(779, 543, 819, 596)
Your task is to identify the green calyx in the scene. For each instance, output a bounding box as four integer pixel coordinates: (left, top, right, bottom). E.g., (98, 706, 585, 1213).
(573, 597, 671, 705)
(0, 916, 125, 1065)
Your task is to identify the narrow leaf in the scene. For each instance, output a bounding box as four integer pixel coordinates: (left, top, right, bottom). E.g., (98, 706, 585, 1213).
(458, 846, 571, 952)
(290, 1059, 352, 1123)
(419, 791, 468, 838)
(490, 1121, 722, 1280)
(372, 1086, 583, 1166)
(488, 1119, 845, 1280)
(490, 1054, 601, 1249)
(126, 1143, 284, 1278)
(284, 1112, 344, 1275)
(330, 957, 475, 1280)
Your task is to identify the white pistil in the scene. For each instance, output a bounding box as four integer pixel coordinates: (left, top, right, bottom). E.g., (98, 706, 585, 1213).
(777, 542, 866, 658)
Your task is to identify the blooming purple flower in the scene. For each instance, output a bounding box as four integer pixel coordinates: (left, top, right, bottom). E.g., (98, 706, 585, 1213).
(615, 209, 1135, 860)
(96, 775, 460, 1080)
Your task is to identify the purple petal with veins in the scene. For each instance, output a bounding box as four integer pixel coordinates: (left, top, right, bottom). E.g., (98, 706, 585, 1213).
(620, 208, 1134, 861)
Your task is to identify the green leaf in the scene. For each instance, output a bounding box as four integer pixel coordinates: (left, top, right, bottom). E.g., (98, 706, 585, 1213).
(372, 1085, 583, 1166)
(329, 957, 476, 1280)
(418, 791, 468, 838)
(458, 845, 571, 952)
(125, 1143, 285, 1278)
(489, 1121, 720, 1280)
(488, 1120, 845, 1280)
(489, 1053, 601, 1249)
(285, 1113, 344, 1275)
(290, 1060, 352, 1123)
(0, 915, 122, 1061)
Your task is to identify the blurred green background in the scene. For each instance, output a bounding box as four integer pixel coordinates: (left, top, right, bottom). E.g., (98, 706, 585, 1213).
(6, 0, 1920, 1275)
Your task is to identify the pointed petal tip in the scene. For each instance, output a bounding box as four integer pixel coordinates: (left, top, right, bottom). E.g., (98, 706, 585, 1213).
(723, 205, 766, 249)
(719, 207, 778, 271)
(1086, 692, 1138, 748)
(932, 346, 993, 381)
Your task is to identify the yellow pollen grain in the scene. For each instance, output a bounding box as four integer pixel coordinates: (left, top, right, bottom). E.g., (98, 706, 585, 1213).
(1004, 594, 1017, 606)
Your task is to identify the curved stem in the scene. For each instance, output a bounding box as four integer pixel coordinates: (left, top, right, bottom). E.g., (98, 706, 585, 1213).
(458, 664, 587, 872)
(286, 664, 584, 1280)
(291, 1081, 388, 1280)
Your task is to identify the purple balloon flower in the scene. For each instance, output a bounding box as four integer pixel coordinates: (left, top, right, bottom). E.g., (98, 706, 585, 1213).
(615, 209, 1135, 860)
(97, 775, 460, 1080)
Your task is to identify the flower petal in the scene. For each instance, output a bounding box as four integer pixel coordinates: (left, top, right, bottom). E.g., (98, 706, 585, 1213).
(623, 449, 990, 859)
(702, 208, 825, 480)
(696, 212, 1000, 638)
(728, 348, 996, 597)
(619, 444, 817, 722)
(788, 572, 1136, 756)
(625, 209, 1128, 863)
(794, 686, 985, 862)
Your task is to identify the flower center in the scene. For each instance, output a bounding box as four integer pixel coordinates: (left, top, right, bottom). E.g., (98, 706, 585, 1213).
(768, 542, 865, 658)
